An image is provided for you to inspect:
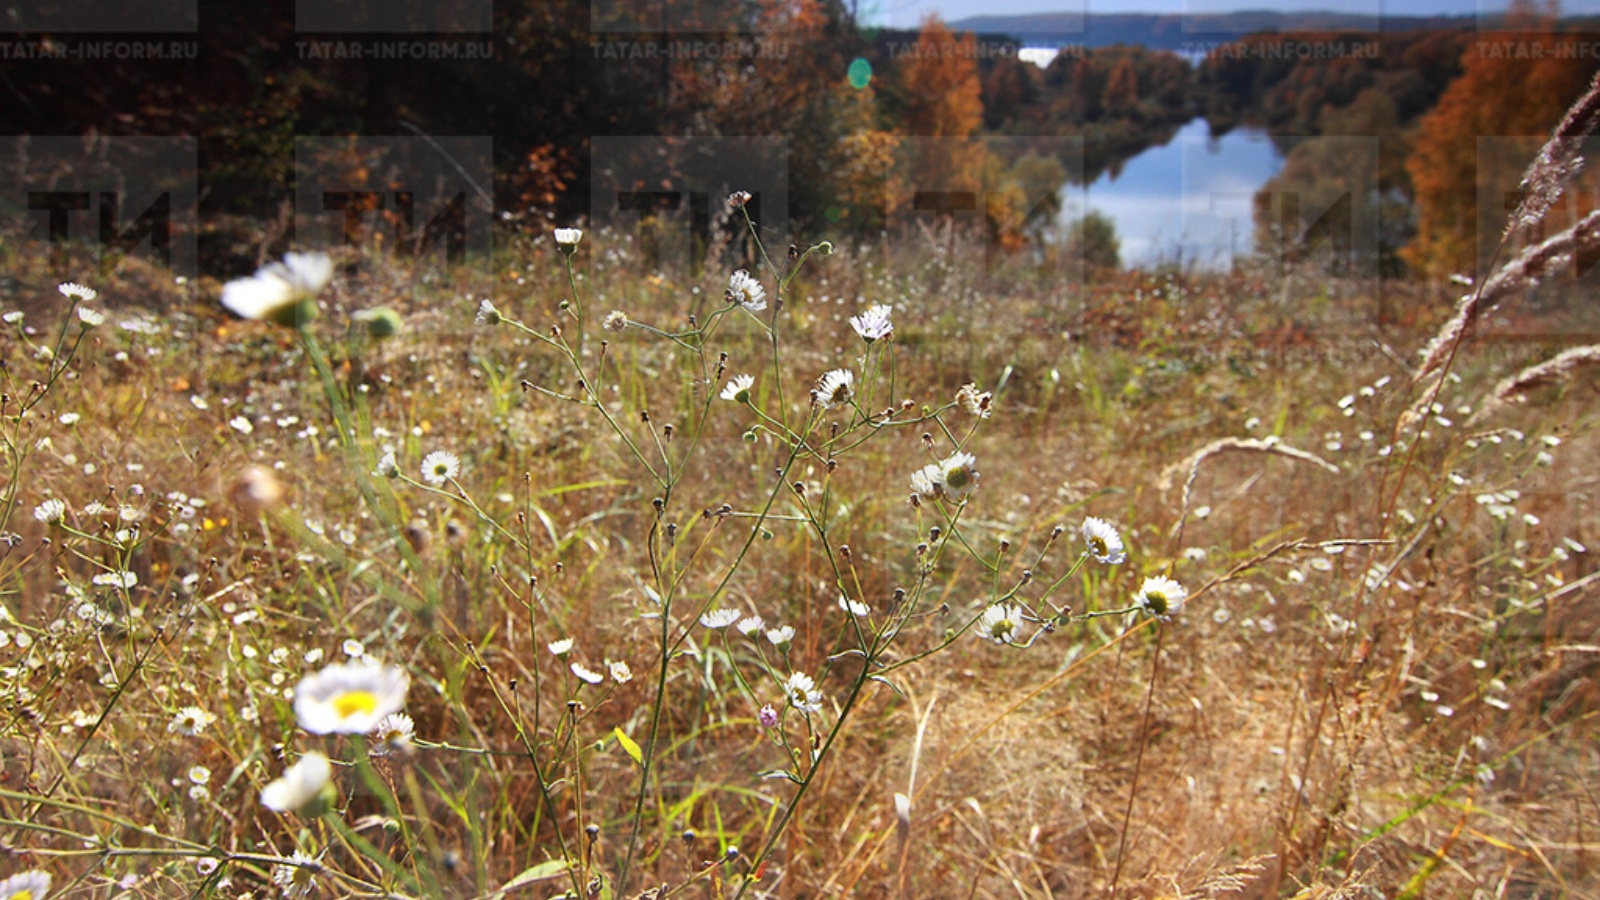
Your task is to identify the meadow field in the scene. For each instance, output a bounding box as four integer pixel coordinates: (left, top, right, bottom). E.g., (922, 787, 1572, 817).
(1, 180, 1599, 900)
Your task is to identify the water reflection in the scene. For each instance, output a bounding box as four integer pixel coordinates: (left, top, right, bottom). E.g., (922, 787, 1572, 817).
(1060, 117, 1285, 269)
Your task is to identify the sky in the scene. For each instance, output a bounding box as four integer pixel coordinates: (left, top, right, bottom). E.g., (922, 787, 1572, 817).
(858, 0, 1541, 28)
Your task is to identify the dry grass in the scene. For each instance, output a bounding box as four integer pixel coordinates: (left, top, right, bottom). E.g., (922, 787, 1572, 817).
(0, 211, 1597, 900)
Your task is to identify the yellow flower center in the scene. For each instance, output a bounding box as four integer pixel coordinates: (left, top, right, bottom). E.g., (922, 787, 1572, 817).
(334, 690, 379, 720)
(14, 891, 34, 900)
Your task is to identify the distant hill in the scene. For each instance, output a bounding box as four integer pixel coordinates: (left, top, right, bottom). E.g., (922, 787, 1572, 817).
(948, 11, 1478, 50)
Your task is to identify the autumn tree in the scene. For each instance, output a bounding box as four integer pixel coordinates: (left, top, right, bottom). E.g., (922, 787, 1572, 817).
(897, 14, 988, 224)
(981, 55, 1038, 130)
(1405, 2, 1599, 276)
(1103, 57, 1140, 112)
(902, 15, 984, 138)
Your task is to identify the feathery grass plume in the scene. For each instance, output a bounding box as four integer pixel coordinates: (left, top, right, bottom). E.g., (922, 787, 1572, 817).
(1414, 71, 1600, 413)
(1414, 208, 1600, 387)
(1473, 343, 1600, 423)
(1160, 437, 1339, 545)
(1157, 438, 1338, 496)
(1507, 70, 1600, 239)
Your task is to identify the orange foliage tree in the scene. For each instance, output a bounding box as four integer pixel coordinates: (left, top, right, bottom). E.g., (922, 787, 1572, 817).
(902, 15, 984, 138)
(1405, 5, 1599, 277)
(896, 15, 989, 232)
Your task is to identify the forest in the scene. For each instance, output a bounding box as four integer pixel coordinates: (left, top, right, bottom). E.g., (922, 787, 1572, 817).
(3, 0, 1597, 279)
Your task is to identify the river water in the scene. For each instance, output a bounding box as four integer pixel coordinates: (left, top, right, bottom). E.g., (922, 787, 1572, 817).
(1060, 117, 1286, 269)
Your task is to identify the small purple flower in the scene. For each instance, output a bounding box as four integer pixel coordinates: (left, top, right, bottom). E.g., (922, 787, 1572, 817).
(758, 704, 779, 728)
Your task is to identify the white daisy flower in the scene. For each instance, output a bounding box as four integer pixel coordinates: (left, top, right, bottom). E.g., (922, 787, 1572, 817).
(189, 765, 212, 785)
(766, 625, 795, 647)
(736, 615, 765, 636)
(474, 298, 501, 325)
(58, 282, 97, 302)
(554, 227, 583, 248)
(915, 452, 979, 502)
(814, 369, 854, 409)
(571, 662, 604, 684)
(1081, 517, 1127, 565)
(0, 871, 51, 900)
(721, 374, 755, 403)
(700, 608, 741, 629)
(373, 451, 399, 479)
(838, 596, 870, 617)
(221, 252, 333, 326)
(369, 712, 415, 756)
(420, 450, 460, 485)
(977, 603, 1024, 645)
(547, 638, 575, 657)
(292, 661, 409, 735)
(848, 304, 894, 342)
(273, 851, 321, 898)
(76, 306, 105, 327)
(727, 269, 766, 312)
(92, 570, 137, 589)
(33, 499, 66, 524)
(260, 751, 333, 815)
(602, 310, 628, 332)
(785, 671, 823, 715)
(1134, 575, 1187, 619)
(607, 659, 633, 683)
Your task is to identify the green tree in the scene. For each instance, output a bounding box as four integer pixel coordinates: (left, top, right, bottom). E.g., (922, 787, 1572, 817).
(1068, 210, 1122, 274)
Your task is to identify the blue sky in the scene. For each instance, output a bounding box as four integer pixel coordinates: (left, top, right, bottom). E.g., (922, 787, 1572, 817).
(858, 0, 1539, 28)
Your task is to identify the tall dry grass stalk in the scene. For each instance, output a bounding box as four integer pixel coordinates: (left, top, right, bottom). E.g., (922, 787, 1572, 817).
(1473, 342, 1600, 422)
(1506, 71, 1600, 239)
(1407, 73, 1600, 429)
(1158, 437, 1339, 545)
